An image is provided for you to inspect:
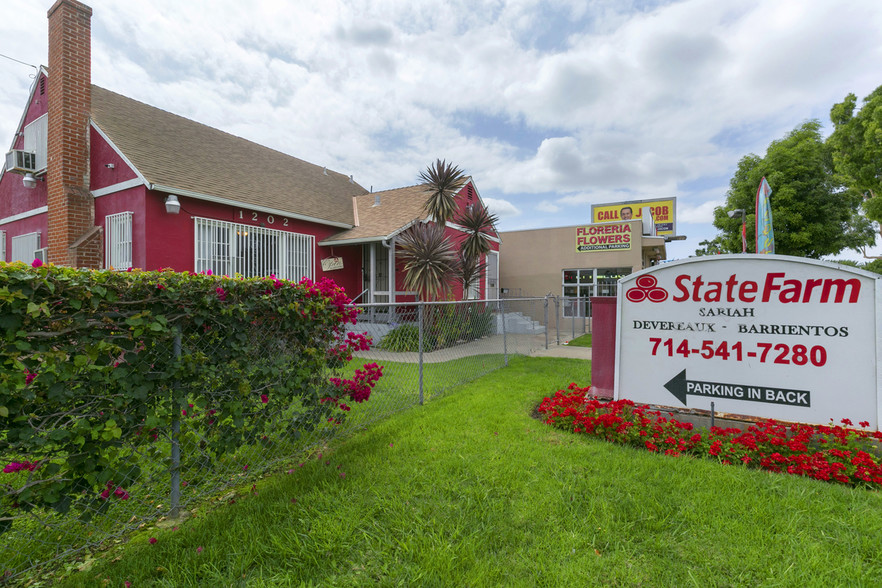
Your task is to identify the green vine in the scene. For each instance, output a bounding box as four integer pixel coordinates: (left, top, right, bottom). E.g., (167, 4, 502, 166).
(0, 262, 372, 534)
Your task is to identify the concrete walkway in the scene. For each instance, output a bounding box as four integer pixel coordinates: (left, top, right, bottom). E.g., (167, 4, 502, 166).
(529, 343, 592, 360)
(355, 333, 591, 364)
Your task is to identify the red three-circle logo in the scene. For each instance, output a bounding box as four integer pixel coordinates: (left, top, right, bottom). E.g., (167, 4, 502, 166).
(626, 275, 668, 303)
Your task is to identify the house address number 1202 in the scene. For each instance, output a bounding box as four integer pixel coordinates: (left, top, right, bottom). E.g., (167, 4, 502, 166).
(238, 209, 291, 227)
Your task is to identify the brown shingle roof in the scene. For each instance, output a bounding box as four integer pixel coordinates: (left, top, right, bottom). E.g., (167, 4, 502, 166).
(320, 185, 429, 244)
(90, 86, 366, 226)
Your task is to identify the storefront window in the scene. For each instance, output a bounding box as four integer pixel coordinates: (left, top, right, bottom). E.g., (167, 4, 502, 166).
(561, 267, 631, 317)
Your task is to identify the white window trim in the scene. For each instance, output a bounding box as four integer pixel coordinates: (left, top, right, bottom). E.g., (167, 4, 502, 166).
(23, 114, 48, 173)
(105, 211, 133, 270)
(0, 230, 5, 262)
(486, 250, 499, 301)
(11, 231, 41, 263)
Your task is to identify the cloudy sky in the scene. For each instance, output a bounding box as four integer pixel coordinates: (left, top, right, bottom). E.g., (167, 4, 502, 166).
(1, 0, 881, 260)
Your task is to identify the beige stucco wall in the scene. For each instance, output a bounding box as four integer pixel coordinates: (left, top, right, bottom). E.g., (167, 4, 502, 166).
(498, 223, 666, 333)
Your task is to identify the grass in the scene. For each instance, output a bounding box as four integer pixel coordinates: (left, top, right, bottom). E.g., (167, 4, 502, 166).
(42, 356, 882, 586)
(566, 333, 592, 347)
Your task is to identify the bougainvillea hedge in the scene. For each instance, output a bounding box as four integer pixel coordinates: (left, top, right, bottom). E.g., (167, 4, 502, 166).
(539, 384, 882, 488)
(0, 262, 379, 533)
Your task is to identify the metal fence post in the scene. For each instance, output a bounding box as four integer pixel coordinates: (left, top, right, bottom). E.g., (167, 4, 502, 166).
(583, 298, 587, 334)
(502, 297, 508, 366)
(544, 295, 549, 350)
(555, 296, 560, 345)
(170, 329, 182, 519)
(572, 296, 577, 341)
(418, 303, 424, 405)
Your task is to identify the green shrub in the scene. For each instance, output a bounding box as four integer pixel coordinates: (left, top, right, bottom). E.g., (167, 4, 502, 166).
(379, 324, 421, 352)
(0, 262, 369, 535)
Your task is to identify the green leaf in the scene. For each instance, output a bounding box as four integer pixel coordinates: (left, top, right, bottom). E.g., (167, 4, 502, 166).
(0, 405, 8, 418)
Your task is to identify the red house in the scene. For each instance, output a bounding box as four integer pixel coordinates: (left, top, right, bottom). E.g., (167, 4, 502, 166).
(1, 1, 499, 305)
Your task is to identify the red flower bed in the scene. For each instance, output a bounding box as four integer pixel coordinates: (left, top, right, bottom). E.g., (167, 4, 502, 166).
(538, 383, 882, 488)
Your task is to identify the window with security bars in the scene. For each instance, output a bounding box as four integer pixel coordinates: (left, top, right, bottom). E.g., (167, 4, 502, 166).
(194, 218, 314, 280)
(10, 231, 40, 263)
(105, 212, 133, 270)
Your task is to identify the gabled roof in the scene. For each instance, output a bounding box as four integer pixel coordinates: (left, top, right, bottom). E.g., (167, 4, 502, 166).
(90, 86, 366, 227)
(320, 185, 428, 245)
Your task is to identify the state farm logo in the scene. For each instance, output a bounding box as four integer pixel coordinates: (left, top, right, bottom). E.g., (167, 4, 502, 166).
(626, 275, 668, 303)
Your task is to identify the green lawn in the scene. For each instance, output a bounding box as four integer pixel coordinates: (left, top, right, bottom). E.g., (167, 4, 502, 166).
(51, 356, 882, 586)
(566, 333, 592, 347)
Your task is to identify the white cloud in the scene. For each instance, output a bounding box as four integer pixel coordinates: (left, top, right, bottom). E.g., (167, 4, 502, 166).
(1, 0, 880, 259)
(483, 197, 520, 218)
(535, 200, 560, 213)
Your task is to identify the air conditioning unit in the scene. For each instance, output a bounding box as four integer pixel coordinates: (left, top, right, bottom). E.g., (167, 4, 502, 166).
(33, 248, 48, 263)
(5, 150, 37, 174)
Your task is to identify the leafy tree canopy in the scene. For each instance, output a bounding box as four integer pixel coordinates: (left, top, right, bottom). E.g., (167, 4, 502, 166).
(711, 120, 875, 258)
(828, 85, 882, 226)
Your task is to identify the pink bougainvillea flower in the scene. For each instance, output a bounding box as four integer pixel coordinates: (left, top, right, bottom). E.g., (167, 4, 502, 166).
(260, 394, 268, 404)
(149, 537, 157, 545)
(339, 472, 346, 478)
(196, 546, 203, 553)
(24, 370, 36, 385)
(156, 283, 165, 290)
(3, 461, 39, 474)
(31, 258, 43, 268)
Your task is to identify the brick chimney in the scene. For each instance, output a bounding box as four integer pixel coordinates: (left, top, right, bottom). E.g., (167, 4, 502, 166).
(47, 0, 101, 268)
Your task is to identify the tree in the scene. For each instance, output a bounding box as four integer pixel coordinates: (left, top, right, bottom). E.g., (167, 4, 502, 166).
(396, 222, 458, 300)
(694, 236, 724, 256)
(400, 161, 499, 300)
(456, 204, 499, 295)
(418, 159, 467, 227)
(711, 120, 875, 257)
(827, 85, 882, 239)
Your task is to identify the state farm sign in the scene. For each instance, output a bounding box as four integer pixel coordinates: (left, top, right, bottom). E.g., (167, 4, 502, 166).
(615, 255, 882, 428)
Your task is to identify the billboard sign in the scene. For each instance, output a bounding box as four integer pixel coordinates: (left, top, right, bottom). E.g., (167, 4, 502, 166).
(615, 255, 881, 428)
(575, 223, 632, 252)
(592, 198, 676, 236)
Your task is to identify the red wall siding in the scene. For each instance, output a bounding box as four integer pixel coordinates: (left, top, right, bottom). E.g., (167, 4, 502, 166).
(126, 191, 363, 293)
(0, 72, 50, 222)
(90, 126, 138, 189)
(93, 186, 147, 269)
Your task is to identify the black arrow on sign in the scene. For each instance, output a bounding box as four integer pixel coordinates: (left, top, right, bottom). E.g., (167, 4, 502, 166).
(663, 369, 811, 408)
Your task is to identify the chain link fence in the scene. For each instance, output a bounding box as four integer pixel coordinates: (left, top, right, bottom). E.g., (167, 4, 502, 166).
(2, 297, 585, 581)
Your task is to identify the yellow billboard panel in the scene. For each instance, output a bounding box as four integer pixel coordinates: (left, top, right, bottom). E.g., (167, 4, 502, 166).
(591, 198, 676, 236)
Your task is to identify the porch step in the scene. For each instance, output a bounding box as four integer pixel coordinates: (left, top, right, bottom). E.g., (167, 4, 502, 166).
(496, 312, 545, 334)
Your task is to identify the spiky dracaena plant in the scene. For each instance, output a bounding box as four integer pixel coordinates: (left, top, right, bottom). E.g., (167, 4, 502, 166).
(457, 204, 499, 261)
(419, 159, 467, 227)
(396, 222, 459, 300)
(457, 249, 488, 299)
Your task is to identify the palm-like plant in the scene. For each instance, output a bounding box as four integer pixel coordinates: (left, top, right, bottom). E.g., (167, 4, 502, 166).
(419, 159, 467, 227)
(457, 204, 499, 261)
(396, 222, 458, 300)
(457, 249, 488, 299)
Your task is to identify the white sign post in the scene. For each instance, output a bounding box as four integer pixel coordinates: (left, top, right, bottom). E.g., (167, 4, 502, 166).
(615, 255, 882, 429)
